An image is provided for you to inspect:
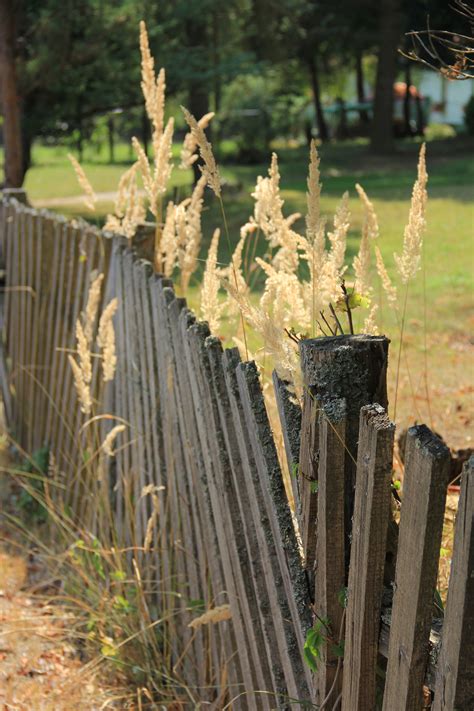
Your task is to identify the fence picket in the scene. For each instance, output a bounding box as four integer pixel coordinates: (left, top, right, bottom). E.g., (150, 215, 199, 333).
(314, 398, 346, 708)
(433, 456, 474, 711)
(341, 404, 395, 711)
(382, 425, 450, 711)
(236, 360, 313, 705)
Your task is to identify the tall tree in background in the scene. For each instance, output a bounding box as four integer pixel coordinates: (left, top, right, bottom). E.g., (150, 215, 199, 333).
(371, 0, 403, 152)
(0, 0, 23, 187)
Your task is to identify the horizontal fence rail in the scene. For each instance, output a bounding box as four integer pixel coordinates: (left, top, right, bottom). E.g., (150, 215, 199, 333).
(1, 194, 472, 710)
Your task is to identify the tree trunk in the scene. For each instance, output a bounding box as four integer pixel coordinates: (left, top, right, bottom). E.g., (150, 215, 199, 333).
(355, 50, 369, 124)
(107, 115, 115, 163)
(403, 63, 412, 136)
(308, 55, 329, 142)
(370, 0, 403, 153)
(186, 17, 210, 184)
(0, 0, 24, 187)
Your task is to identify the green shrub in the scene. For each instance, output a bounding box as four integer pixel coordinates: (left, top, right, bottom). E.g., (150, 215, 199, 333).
(424, 122, 457, 141)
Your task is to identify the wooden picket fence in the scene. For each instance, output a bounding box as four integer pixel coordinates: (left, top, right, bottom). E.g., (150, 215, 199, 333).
(0, 192, 472, 710)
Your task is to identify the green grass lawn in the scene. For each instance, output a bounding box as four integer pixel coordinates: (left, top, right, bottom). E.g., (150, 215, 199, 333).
(6, 135, 474, 445)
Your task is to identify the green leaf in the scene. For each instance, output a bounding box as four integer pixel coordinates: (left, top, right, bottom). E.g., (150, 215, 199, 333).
(111, 570, 126, 581)
(291, 462, 300, 479)
(347, 292, 370, 310)
(303, 625, 324, 672)
(303, 644, 318, 672)
(310, 481, 318, 494)
(338, 587, 348, 609)
(331, 640, 345, 658)
(114, 594, 132, 613)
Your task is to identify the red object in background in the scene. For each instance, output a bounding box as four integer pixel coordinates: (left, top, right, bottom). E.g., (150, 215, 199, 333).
(393, 81, 423, 99)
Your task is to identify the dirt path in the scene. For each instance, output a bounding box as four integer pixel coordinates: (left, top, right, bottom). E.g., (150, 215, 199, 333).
(0, 444, 119, 710)
(32, 191, 117, 208)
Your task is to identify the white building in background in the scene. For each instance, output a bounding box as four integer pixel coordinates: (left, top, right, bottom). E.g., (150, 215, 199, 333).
(417, 69, 474, 126)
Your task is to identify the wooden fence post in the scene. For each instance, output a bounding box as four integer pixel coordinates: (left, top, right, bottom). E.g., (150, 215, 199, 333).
(433, 456, 474, 711)
(272, 372, 302, 524)
(382, 425, 450, 711)
(298, 335, 389, 574)
(314, 398, 346, 708)
(342, 404, 395, 711)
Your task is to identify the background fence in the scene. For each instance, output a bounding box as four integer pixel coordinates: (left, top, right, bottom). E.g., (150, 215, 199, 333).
(0, 193, 472, 710)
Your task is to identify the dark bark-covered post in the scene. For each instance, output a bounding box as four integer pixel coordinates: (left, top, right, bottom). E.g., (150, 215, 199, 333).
(298, 335, 389, 574)
(2, 188, 29, 205)
(0, 0, 24, 188)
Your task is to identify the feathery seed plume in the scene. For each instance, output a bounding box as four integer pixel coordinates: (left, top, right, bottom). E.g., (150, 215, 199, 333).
(76, 320, 92, 386)
(102, 424, 126, 457)
(178, 175, 207, 292)
(363, 304, 379, 335)
(200, 228, 225, 333)
(354, 184, 378, 296)
(306, 140, 322, 240)
(181, 111, 215, 169)
(84, 273, 104, 345)
(139, 20, 156, 120)
(328, 191, 350, 273)
(181, 106, 221, 197)
(188, 604, 232, 629)
(104, 163, 146, 239)
(375, 246, 398, 305)
(158, 201, 177, 276)
(67, 154, 97, 211)
(68, 354, 92, 415)
(97, 298, 118, 382)
(152, 117, 174, 197)
(394, 143, 428, 284)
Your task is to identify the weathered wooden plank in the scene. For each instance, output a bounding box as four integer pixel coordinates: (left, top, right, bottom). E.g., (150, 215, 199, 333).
(153, 283, 208, 690)
(51, 224, 85, 468)
(111, 243, 130, 540)
(223, 349, 291, 707)
(185, 327, 253, 706)
(299, 335, 389, 574)
(43, 218, 68, 445)
(15, 208, 29, 447)
(164, 295, 208, 693)
(25, 212, 44, 453)
(207, 340, 275, 709)
(0, 203, 12, 425)
(272, 370, 302, 522)
(120, 249, 147, 545)
(182, 321, 240, 701)
(382, 425, 450, 711)
(433, 456, 474, 711)
(20, 210, 37, 453)
(5, 203, 22, 437)
(36, 217, 64, 449)
(342, 404, 395, 711)
(313, 398, 346, 708)
(128, 255, 155, 551)
(236, 360, 314, 706)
